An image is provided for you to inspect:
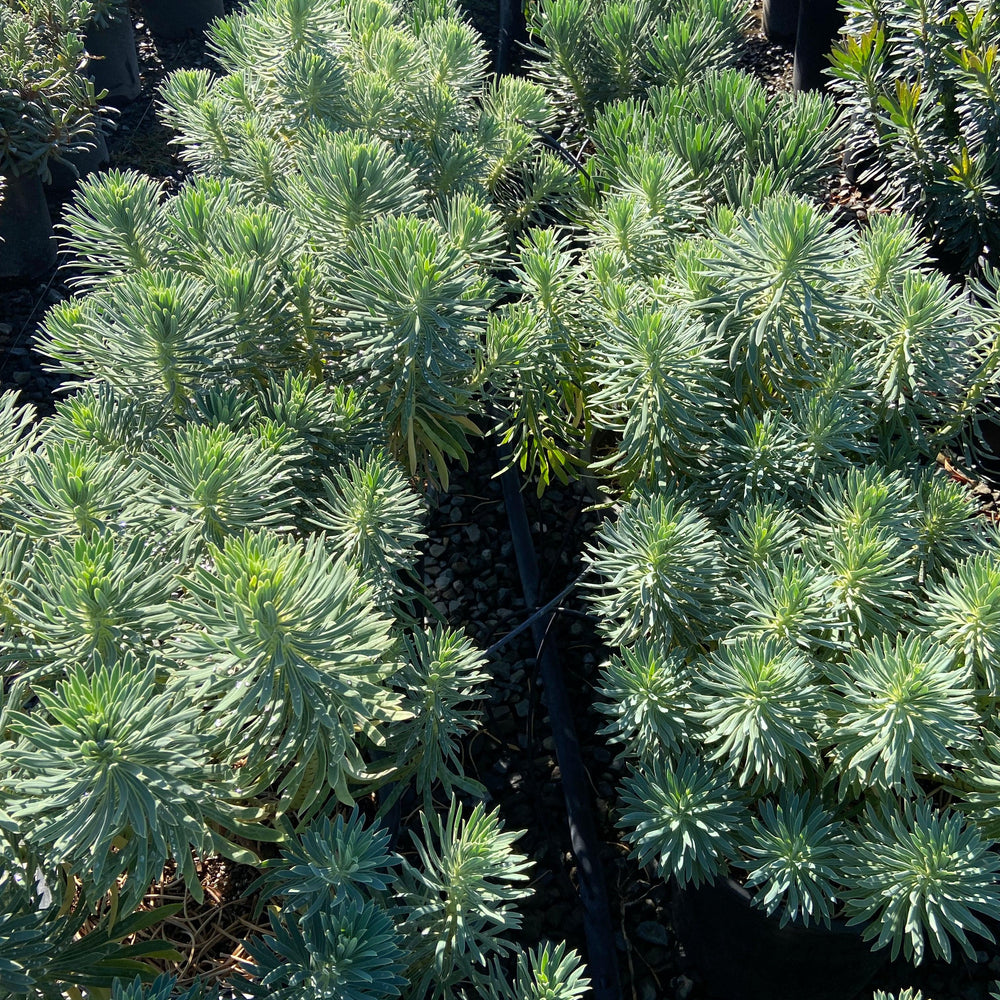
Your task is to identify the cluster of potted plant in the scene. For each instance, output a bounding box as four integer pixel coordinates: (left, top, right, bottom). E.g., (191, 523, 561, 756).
(5, 0, 1000, 996)
(500, 156, 1000, 995)
(499, 1, 1000, 996)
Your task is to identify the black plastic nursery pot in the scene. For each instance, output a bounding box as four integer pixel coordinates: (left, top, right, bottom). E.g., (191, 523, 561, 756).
(138, 0, 225, 40)
(672, 878, 886, 1000)
(843, 132, 878, 188)
(496, 0, 529, 74)
(85, 11, 141, 104)
(46, 129, 110, 194)
(792, 0, 846, 93)
(762, 0, 799, 46)
(0, 171, 57, 281)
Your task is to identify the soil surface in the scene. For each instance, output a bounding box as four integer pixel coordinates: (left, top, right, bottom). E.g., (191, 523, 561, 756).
(5, 3, 1000, 1000)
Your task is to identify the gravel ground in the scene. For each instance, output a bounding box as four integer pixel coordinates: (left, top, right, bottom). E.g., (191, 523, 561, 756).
(418, 445, 683, 1000)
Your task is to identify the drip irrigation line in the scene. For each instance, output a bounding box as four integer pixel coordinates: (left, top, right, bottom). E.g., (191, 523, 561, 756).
(484, 574, 582, 657)
(496, 443, 623, 1000)
(487, 24, 620, 985)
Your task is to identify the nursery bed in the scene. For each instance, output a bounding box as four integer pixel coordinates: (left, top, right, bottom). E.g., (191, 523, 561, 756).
(4, 3, 1000, 1000)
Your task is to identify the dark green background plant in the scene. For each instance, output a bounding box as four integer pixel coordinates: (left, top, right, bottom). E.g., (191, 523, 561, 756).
(830, 0, 1000, 271)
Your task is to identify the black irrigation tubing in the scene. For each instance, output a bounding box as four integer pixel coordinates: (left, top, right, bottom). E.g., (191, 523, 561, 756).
(495, 0, 527, 77)
(490, 31, 621, 996)
(483, 573, 582, 657)
(495, 443, 623, 1000)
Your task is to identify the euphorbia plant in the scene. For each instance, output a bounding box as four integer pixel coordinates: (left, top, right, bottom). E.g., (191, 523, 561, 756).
(590, 463, 1000, 965)
(524, 0, 753, 127)
(571, 200, 1000, 966)
(829, 0, 1000, 271)
(0, 296, 586, 997)
(119, 0, 579, 485)
(0, 364, 589, 993)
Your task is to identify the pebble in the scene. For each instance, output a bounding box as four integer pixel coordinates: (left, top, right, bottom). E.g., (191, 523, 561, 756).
(466, 524, 481, 543)
(435, 568, 454, 590)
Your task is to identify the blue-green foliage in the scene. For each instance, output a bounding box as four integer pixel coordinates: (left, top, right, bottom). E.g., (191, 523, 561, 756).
(549, 47, 1000, 962)
(0, 0, 590, 994)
